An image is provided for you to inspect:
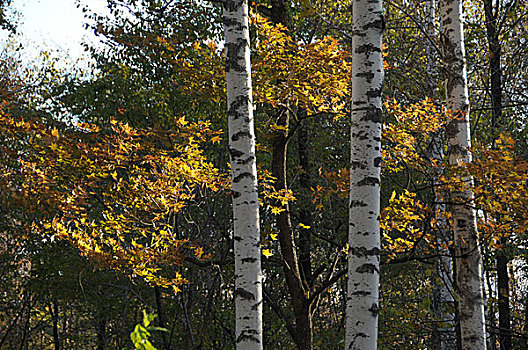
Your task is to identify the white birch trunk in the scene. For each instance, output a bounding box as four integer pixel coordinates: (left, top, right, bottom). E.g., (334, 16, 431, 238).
(425, 0, 438, 95)
(425, 1, 456, 348)
(223, 1, 263, 348)
(440, 0, 487, 348)
(346, 0, 384, 349)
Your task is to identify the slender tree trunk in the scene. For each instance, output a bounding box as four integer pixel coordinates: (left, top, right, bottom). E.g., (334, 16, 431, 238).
(51, 300, 60, 350)
(432, 249, 456, 350)
(96, 307, 106, 350)
(18, 302, 31, 350)
(496, 252, 511, 350)
(425, 1, 456, 349)
(425, 0, 438, 97)
(483, 2, 511, 348)
(271, 110, 313, 350)
(223, 1, 263, 348)
(154, 286, 169, 350)
(297, 123, 313, 287)
(440, 0, 487, 348)
(346, 0, 384, 348)
(259, 2, 314, 348)
(485, 267, 497, 350)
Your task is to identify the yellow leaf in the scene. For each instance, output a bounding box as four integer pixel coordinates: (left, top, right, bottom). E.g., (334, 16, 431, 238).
(51, 128, 59, 138)
(270, 233, 278, 241)
(270, 206, 285, 215)
(262, 249, 273, 257)
(211, 136, 222, 144)
(298, 223, 310, 229)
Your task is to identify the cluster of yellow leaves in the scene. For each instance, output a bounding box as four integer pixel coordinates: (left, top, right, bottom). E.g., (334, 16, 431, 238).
(258, 168, 296, 215)
(157, 11, 350, 122)
(433, 134, 528, 249)
(310, 99, 449, 258)
(467, 135, 528, 249)
(381, 190, 431, 258)
(383, 98, 446, 173)
(311, 167, 349, 210)
(257, 168, 297, 258)
(171, 40, 226, 104)
(0, 108, 226, 292)
(251, 12, 350, 118)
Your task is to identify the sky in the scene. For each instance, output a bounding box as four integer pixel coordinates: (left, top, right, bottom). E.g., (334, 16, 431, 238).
(2, 0, 106, 66)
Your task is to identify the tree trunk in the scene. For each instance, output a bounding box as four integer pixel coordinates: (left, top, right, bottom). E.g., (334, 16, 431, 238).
(483, 1, 511, 347)
(346, 0, 384, 348)
(223, 1, 263, 348)
(259, 2, 315, 348)
(497, 251, 511, 350)
(154, 286, 169, 350)
(96, 307, 106, 350)
(51, 300, 60, 350)
(425, 1, 456, 348)
(485, 268, 497, 350)
(297, 123, 313, 287)
(271, 110, 313, 350)
(524, 296, 528, 350)
(440, 0, 487, 348)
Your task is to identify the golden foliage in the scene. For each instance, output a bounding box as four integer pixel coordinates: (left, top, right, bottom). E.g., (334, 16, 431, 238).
(0, 107, 227, 291)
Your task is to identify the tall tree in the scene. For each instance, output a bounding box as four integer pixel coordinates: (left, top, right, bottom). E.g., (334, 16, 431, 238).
(483, 1, 511, 348)
(223, 0, 263, 348)
(346, 0, 384, 348)
(440, 0, 487, 348)
(422, 1, 456, 348)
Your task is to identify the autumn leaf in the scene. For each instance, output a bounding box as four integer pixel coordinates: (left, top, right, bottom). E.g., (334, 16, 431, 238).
(262, 249, 273, 257)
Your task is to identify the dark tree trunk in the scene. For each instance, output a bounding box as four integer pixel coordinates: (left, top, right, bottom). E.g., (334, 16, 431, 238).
(96, 308, 106, 350)
(51, 300, 60, 350)
(271, 110, 313, 350)
(497, 250, 511, 350)
(483, 1, 511, 349)
(260, 2, 314, 348)
(297, 122, 312, 286)
(155, 286, 169, 350)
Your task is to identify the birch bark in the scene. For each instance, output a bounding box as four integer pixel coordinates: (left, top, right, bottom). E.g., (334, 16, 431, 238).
(424, 1, 456, 348)
(223, 1, 263, 348)
(346, 0, 384, 349)
(440, 0, 487, 348)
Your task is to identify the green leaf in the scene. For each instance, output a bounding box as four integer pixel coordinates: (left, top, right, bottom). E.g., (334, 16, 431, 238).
(142, 310, 157, 328)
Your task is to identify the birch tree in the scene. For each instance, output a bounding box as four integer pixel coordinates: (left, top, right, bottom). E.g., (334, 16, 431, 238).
(440, 0, 487, 348)
(423, 1, 456, 348)
(224, 1, 263, 348)
(346, 0, 384, 348)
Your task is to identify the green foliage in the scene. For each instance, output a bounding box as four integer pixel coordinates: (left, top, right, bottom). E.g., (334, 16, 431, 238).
(130, 311, 167, 350)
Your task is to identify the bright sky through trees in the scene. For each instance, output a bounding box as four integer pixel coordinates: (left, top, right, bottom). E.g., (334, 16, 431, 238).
(1, 0, 105, 64)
